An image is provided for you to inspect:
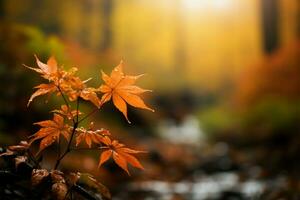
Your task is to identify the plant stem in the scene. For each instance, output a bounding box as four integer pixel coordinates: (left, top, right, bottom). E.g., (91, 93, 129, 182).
(56, 85, 70, 108)
(56, 85, 76, 124)
(54, 98, 80, 169)
(76, 98, 79, 122)
(78, 108, 98, 124)
(54, 121, 78, 169)
(78, 92, 111, 124)
(57, 137, 61, 162)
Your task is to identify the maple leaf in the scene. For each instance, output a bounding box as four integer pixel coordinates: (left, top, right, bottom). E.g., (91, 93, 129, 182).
(63, 75, 101, 108)
(99, 61, 154, 123)
(27, 83, 57, 106)
(98, 137, 145, 175)
(24, 55, 58, 81)
(29, 114, 70, 154)
(52, 105, 82, 120)
(25, 55, 62, 106)
(25, 55, 101, 107)
(0, 141, 30, 157)
(75, 122, 110, 148)
(78, 87, 101, 108)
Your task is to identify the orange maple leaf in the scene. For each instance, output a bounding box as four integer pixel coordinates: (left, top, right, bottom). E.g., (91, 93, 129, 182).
(24, 55, 58, 81)
(78, 87, 101, 108)
(63, 75, 101, 108)
(25, 55, 101, 108)
(25, 55, 61, 106)
(27, 83, 57, 106)
(24, 55, 61, 106)
(98, 137, 145, 175)
(52, 105, 82, 121)
(29, 114, 70, 154)
(75, 122, 110, 148)
(99, 61, 154, 123)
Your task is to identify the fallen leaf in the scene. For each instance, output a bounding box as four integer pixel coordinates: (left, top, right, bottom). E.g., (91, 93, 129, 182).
(52, 182, 67, 200)
(31, 169, 49, 187)
(8, 141, 29, 152)
(65, 172, 81, 187)
(78, 173, 111, 200)
(15, 156, 27, 169)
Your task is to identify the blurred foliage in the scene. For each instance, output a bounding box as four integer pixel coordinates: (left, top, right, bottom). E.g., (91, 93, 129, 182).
(236, 41, 300, 106)
(198, 41, 300, 141)
(198, 106, 238, 138)
(0, 22, 65, 142)
(235, 41, 300, 138)
(241, 99, 300, 137)
(21, 25, 65, 60)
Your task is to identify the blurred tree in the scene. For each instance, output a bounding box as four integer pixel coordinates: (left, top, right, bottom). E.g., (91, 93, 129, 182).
(100, 0, 114, 51)
(234, 41, 300, 140)
(236, 41, 300, 106)
(0, 1, 4, 20)
(261, 0, 279, 54)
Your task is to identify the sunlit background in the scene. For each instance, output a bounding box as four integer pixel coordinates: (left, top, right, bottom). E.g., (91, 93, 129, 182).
(0, 0, 300, 199)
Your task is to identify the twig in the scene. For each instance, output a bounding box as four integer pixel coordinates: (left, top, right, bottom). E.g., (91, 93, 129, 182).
(78, 91, 112, 124)
(57, 138, 61, 163)
(78, 108, 98, 124)
(56, 85, 76, 124)
(54, 98, 80, 169)
(54, 122, 78, 169)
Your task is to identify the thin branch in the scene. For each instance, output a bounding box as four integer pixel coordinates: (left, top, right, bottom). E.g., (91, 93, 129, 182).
(54, 99, 80, 169)
(57, 138, 61, 163)
(56, 85, 76, 124)
(78, 108, 98, 124)
(76, 98, 79, 122)
(78, 91, 112, 124)
(56, 85, 70, 108)
(54, 122, 78, 169)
